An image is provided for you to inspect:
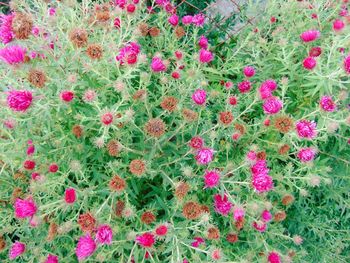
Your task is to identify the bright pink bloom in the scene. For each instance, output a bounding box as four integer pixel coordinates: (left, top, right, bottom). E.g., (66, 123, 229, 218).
(96, 224, 113, 245)
(76, 235, 96, 261)
(192, 89, 207, 105)
(333, 19, 345, 31)
(60, 91, 74, 102)
(300, 30, 320, 42)
(198, 35, 208, 49)
(344, 55, 350, 74)
(23, 160, 36, 170)
(297, 148, 316, 162)
(263, 97, 283, 115)
(309, 46, 322, 57)
(174, 50, 183, 60)
(191, 237, 205, 247)
(243, 66, 255, 78)
(263, 79, 277, 91)
(268, 252, 281, 263)
(296, 120, 317, 139)
(114, 17, 121, 28)
(48, 7, 56, 16)
(252, 221, 267, 232)
(261, 210, 272, 222)
(0, 45, 26, 65)
(136, 232, 155, 248)
(9, 241, 25, 260)
(192, 13, 205, 27)
(246, 150, 257, 162)
(14, 197, 37, 218)
(26, 144, 35, 156)
(171, 71, 180, 79)
(7, 90, 33, 112)
(182, 15, 193, 25)
(252, 173, 274, 192)
(126, 4, 136, 13)
(270, 16, 276, 23)
(228, 96, 237, 106)
(100, 112, 114, 126)
(0, 13, 14, 44)
(204, 170, 220, 188)
(303, 57, 317, 70)
(259, 84, 272, 100)
(189, 136, 204, 149)
(65, 188, 76, 204)
(116, 42, 140, 65)
(49, 163, 59, 173)
(45, 254, 58, 263)
(195, 147, 214, 165)
(155, 225, 168, 236)
(233, 207, 245, 221)
(115, 0, 126, 8)
(214, 194, 232, 216)
(238, 80, 252, 93)
(168, 14, 179, 26)
(320, 96, 336, 112)
(199, 49, 213, 63)
(151, 57, 167, 72)
(31, 172, 41, 181)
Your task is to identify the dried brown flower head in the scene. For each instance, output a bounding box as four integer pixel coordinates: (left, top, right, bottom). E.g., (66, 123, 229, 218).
(11, 187, 23, 202)
(107, 140, 120, 157)
(174, 181, 190, 200)
(219, 111, 234, 125)
(149, 27, 160, 37)
(72, 124, 83, 138)
(201, 205, 210, 214)
(226, 233, 238, 243)
(109, 175, 126, 192)
(0, 235, 5, 251)
(78, 212, 96, 232)
(28, 69, 47, 88)
(138, 23, 149, 36)
(86, 44, 103, 59)
(12, 13, 33, 39)
(160, 96, 178, 112)
(274, 211, 287, 222)
(278, 144, 290, 155)
(69, 28, 88, 48)
(141, 211, 156, 224)
(129, 159, 146, 176)
(207, 227, 220, 240)
(96, 10, 110, 22)
(47, 222, 58, 242)
(282, 194, 295, 206)
(257, 151, 266, 160)
(182, 201, 202, 220)
(145, 118, 166, 138)
(133, 89, 147, 101)
(182, 108, 198, 122)
(115, 200, 125, 217)
(235, 218, 245, 231)
(234, 123, 246, 135)
(175, 26, 185, 38)
(13, 172, 25, 180)
(274, 115, 294, 133)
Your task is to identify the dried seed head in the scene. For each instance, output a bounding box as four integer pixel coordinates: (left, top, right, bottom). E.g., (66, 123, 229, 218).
(274, 211, 287, 222)
(175, 26, 185, 38)
(11, 187, 23, 202)
(72, 124, 83, 138)
(47, 222, 58, 241)
(12, 13, 33, 39)
(278, 144, 290, 155)
(96, 10, 110, 22)
(69, 160, 82, 172)
(234, 123, 246, 135)
(141, 211, 156, 224)
(293, 235, 303, 245)
(256, 151, 266, 160)
(149, 27, 160, 37)
(160, 96, 178, 112)
(174, 181, 190, 200)
(145, 118, 166, 138)
(219, 111, 234, 125)
(109, 175, 126, 192)
(78, 212, 96, 232)
(182, 201, 202, 220)
(129, 159, 146, 176)
(28, 69, 47, 88)
(69, 28, 88, 48)
(281, 194, 295, 206)
(133, 89, 147, 101)
(207, 226, 220, 240)
(182, 108, 198, 122)
(107, 140, 120, 156)
(115, 200, 125, 217)
(0, 235, 5, 251)
(274, 115, 294, 133)
(235, 218, 245, 231)
(138, 23, 149, 36)
(226, 233, 238, 243)
(86, 44, 103, 59)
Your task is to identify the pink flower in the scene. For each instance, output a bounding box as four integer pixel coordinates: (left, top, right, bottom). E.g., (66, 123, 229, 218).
(191, 237, 205, 247)
(45, 254, 58, 263)
(0, 45, 26, 65)
(252, 173, 274, 192)
(252, 221, 267, 232)
(26, 144, 35, 156)
(259, 84, 272, 100)
(60, 91, 74, 102)
(297, 148, 316, 162)
(261, 210, 272, 222)
(14, 197, 37, 218)
(320, 95, 336, 112)
(211, 248, 222, 261)
(65, 188, 76, 204)
(192, 89, 207, 105)
(168, 14, 179, 26)
(114, 17, 121, 28)
(303, 57, 317, 70)
(7, 90, 33, 112)
(76, 235, 97, 261)
(300, 30, 320, 42)
(228, 96, 237, 106)
(182, 15, 193, 25)
(3, 118, 16, 129)
(48, 7, 56, 16)
(101, 112, 114, 126)
(136, 232, 155, 248)
(344, 55, 350, 74)
(83, 90, 97, 102)
(9, 241, 25, 260)
(296, 120, 317, 139)
(155, 225, 168, 236)
(96, 224, 113, 245)
(151, 56, 167, 72)
(309, 46, 322, 57)
(195, 147, 214, 165)
(263, 97, 283, 115)
(268, 252, 281, 263)
(237, 80, 252, 93)
(204, 170, 220, 188)
(214, 194, 232, 216)
(189, 136, 204, 149)
(116, 42, 140, 65)
(0, 13, 14, 44)
(192, 13, 205, 27)
(333, 19, 345, 31)
(198, 35, 208, 49)
(243, 66, 255, 78)
(246, 150, 257, 162)
(115, 0, 127, 8)
(174, 50, 183, 60)
(233, 207, 245, 221)
(263, 79, 277, 91)
(23, 160, 35, 170)
(199, 49, 213, 63)
(48, 163, 59, 173)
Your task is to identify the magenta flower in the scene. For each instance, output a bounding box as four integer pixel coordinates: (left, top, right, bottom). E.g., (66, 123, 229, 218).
(263, 97, 283, 115)
(192, 13, 205, 27)
(252, 173, 274, 192)
(7, 90, 33, 112)
(214, 194, 232, 216)
(303, 57, 317, 70)
(320, 96, 336, 112)
(9, 241, 26, 260)
(198, 35, 208, 49)
(309, 46, 322, 57)
(116, 42, 140, 65)
(0, 45, 26, 65)
(14, 197, 37, 219)
(191, 237, 205, 247)
(243, 66, 255, 78)
(261, 210, 272, 222)
(295, 120, 317, 139)
(333, 19, 345, 31)
(136, 232, 155, 248)
(75, 235, 97, 261)
(182, 15, 193, 25)
(199, 49, 213, 63)
(60, 91, 74, 102)
(297, 148, 316, 162)
(168, 14, 179, 26)
(45, 254, 58, 263)
(344, 55, 350, 74)
(195, 147, 214, 165)
(192, 89, 207, 105)
(233, 207, 245, 221)
(155, 224, 168, 236)
(0, 13, 14, 44)
(237, 80, 252, 93)
(189, 136, 204, 149)
(64, 188, 76, 204)
(259, 84, 272, 100)
(150, 56, 167, 72)
(252, 221, 267, 232)
(300, 30, 320, 42)
(204, 170, 220, 189)
(268, 252, 281, 263)
(96, 224, 113, 245)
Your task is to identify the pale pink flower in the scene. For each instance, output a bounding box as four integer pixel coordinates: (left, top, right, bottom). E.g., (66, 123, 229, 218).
(151, 56, 167, 72)
(300, 30, 320, 42)
(0, 13, 14, 44)
(296, 120, 317, 139)
(333, 19, 345, 31)
(96, 224, 113, 245)
(297, 148, 316, 162)
(168, 14, 179, 26)
(7, 90, 33, 112)
(268, 251, 281, 263)
(320, 95, 336, 112)
(195, 147, 214, 165)
(211, 248, 222, 261)
(252, 221, 267, 232)
(233, 207, 245, 221)
(136, 232, 155, 248)
(14, 197, 37, 218)
(0, 45, 26, 65)
(83, 90, 97, 102)
(263, 97, 283, 115)
(75, 235, 97, 261)
(199, 49, 213, 63)
(9, 241, 25, 260)
(3, 118, 16, 129)
(192, 89, 207, 105)
(243, 66, 255, 78)
(204, 170, 220, 188)
(214, 194, 232, 216)
(45, 254, 58, 263)
(261, 210, 272, 222)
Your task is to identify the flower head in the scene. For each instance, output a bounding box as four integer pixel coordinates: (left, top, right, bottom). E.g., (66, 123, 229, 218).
(213, 194, 232, 216)
(243, 66, 255, 78)
(0, 45, 26, 64)
(192, 89, 207, 105)
(303, 57, 317, 70)
(300, 30, 320, 42)
(198, 35, 208, 49)
(320, 95, 336, 112)
(195, 147, 214, 165)
(151, 56, 166, 72)
(261, 210, 272, 222)
(96, 224, 113, 245)
(267, 251, 281, 263)
(45, 254, 58, 263)
(296, 120, 317, 139)
(136, 232, 155, 248)
(199, 49, 213, 63)
(333, 19, 345, 31)
(60, 91, 74, 102)
(238, 80, 252, 93)
(7, 90, 33, 112)
(204, 170, 220, 188)
(344, 55, 350, 74)
(168, 14, 179, 26)
(75, 235, 96, 261)
(64, 188, 76, 204)
(189, 136, 204, 149)
(297, 148, 316, 162)
(233, 207, 245, 221)
(9, 241, 25, 260)
(0, 13, 15, 44)
(263, 97, 283, 115)
(14, 197, 37, 218)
